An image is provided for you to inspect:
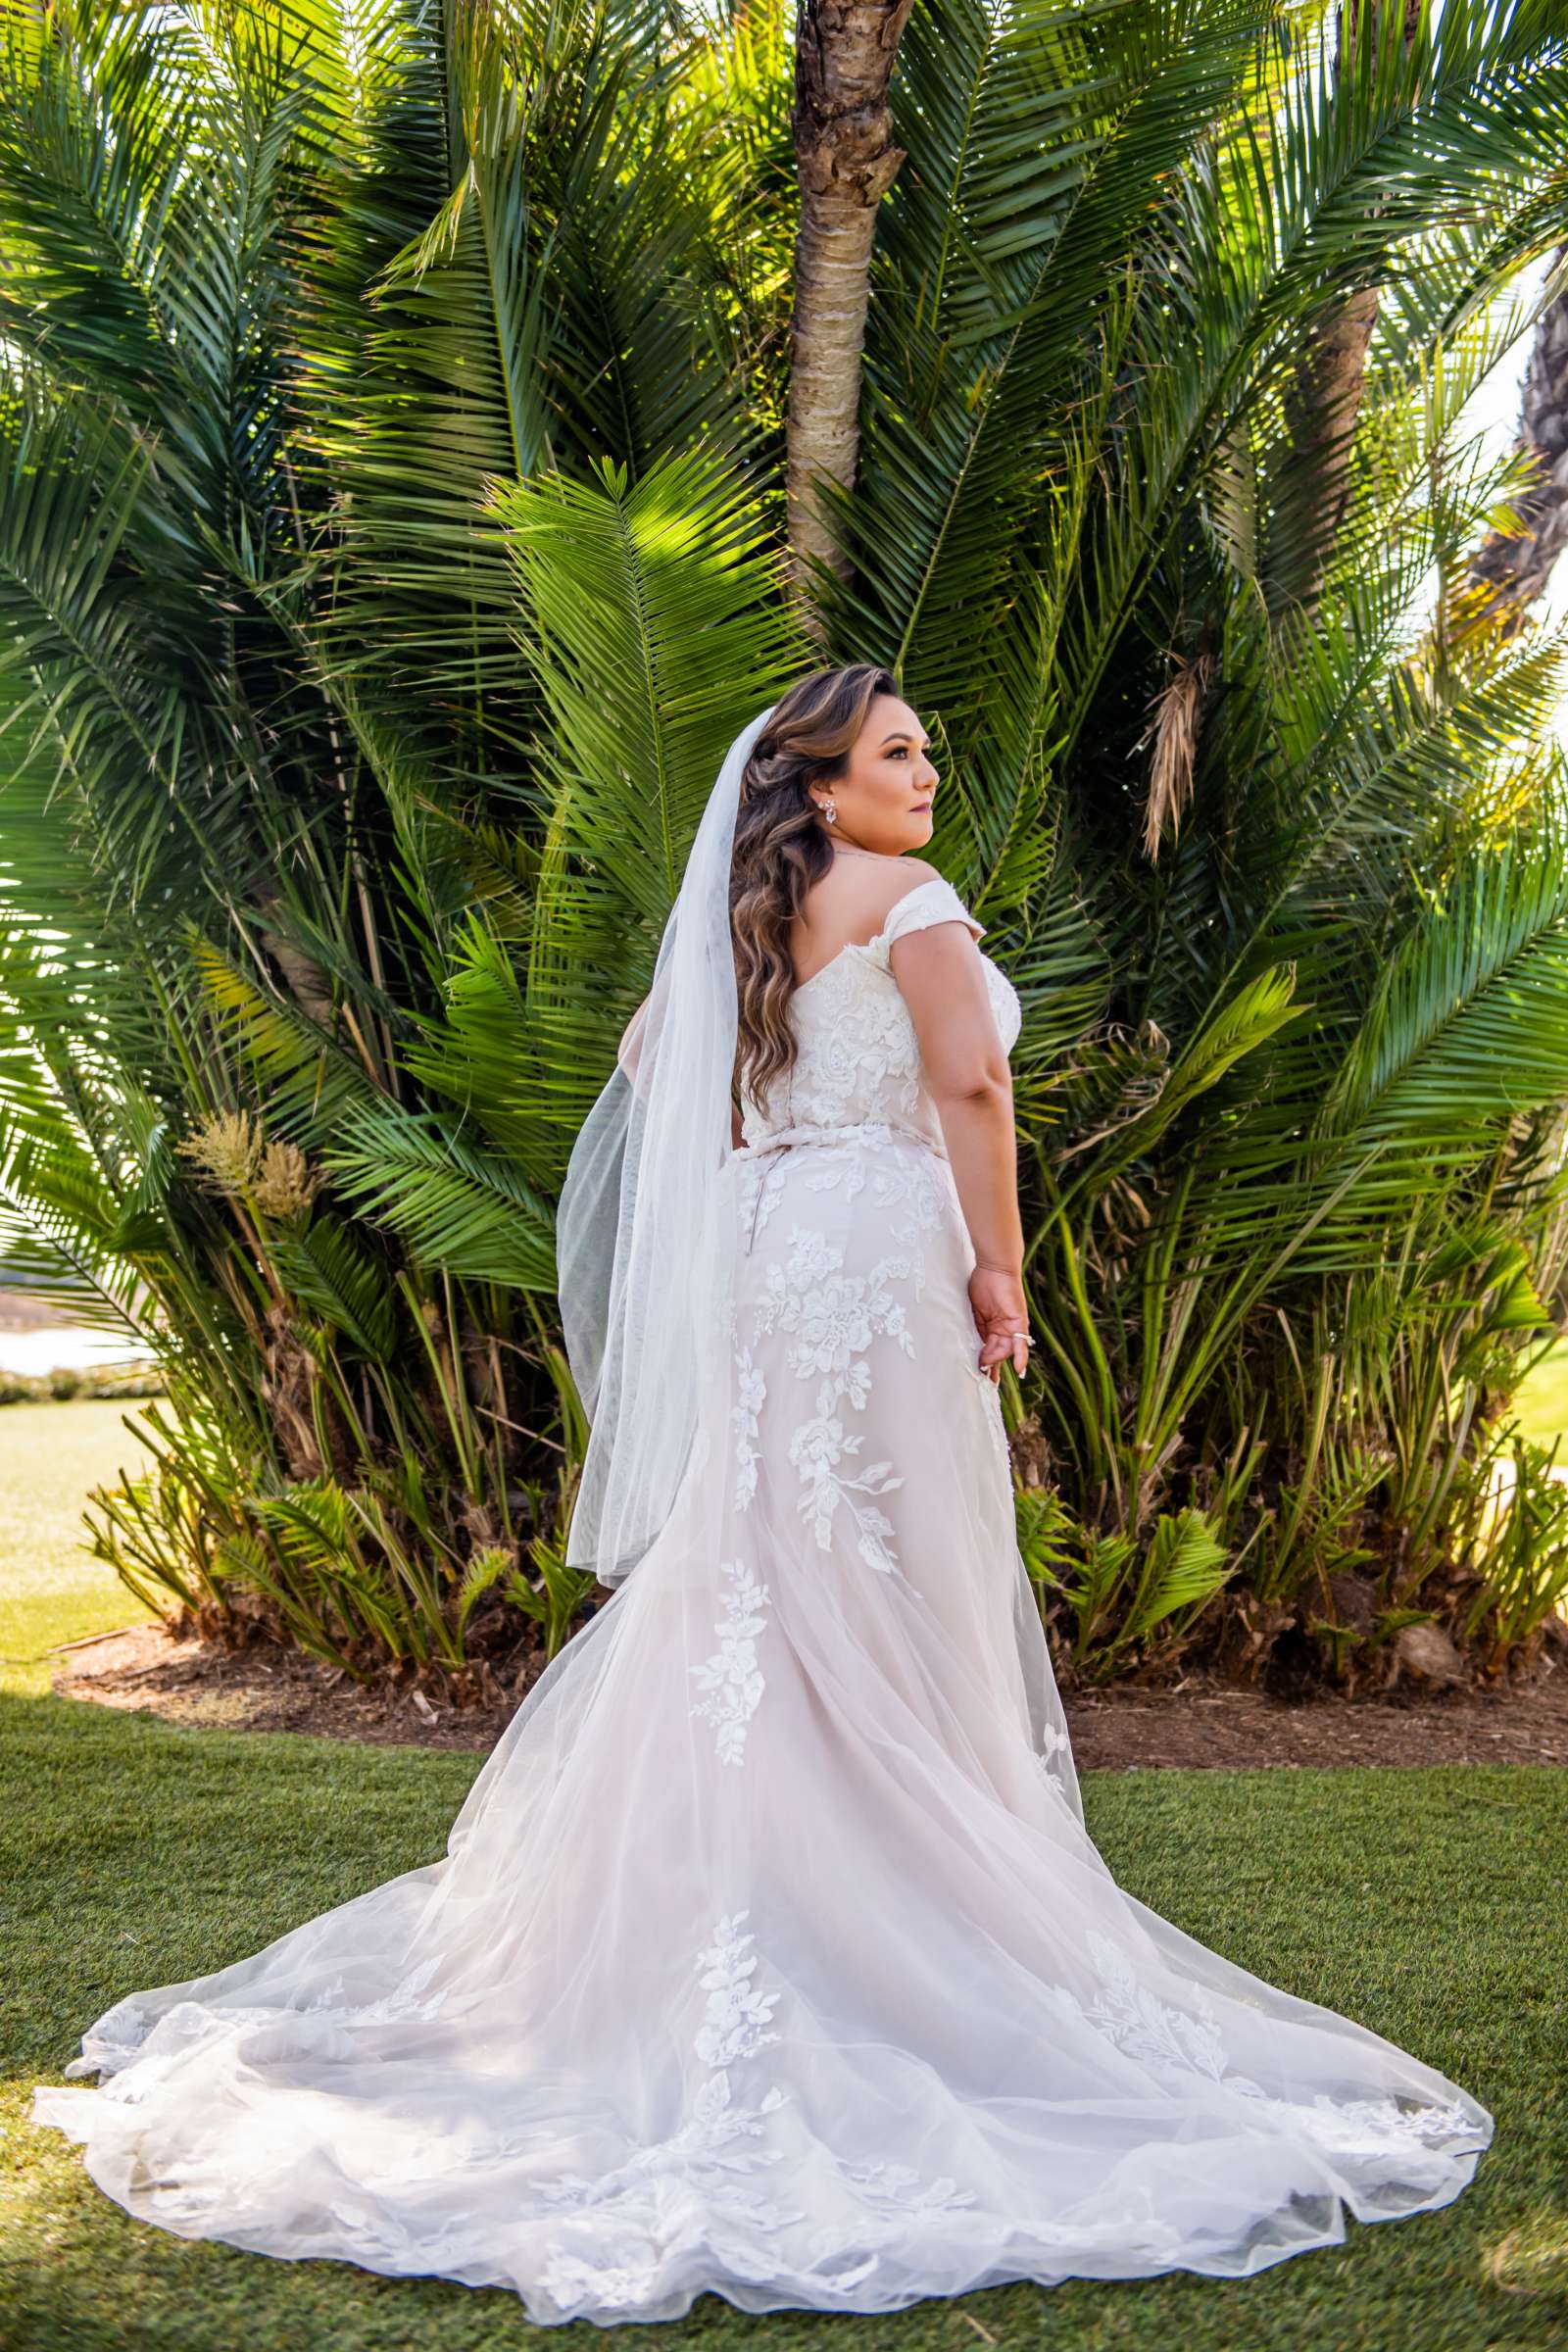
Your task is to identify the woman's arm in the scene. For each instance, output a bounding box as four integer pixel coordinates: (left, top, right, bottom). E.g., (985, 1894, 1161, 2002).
(890, 925, 1029, 1382)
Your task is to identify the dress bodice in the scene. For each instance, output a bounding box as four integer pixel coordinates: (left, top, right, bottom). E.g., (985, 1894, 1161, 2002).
(738, 874, 1021, 1152)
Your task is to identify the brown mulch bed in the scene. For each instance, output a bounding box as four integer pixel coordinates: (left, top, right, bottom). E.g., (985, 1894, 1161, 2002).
(48, 1617, 1568, 1770)
(1062, 1675, 1567, 1771)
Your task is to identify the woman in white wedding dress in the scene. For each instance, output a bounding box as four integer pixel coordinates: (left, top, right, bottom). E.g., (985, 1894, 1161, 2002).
(32, 665, 1492, 2326)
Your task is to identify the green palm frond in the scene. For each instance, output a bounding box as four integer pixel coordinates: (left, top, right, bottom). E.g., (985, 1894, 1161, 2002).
(268, 1212, 401, 1359)
(496, 446, 805, 910)
(186, 937, 386, 1141)
(1121, 1506, 1232, 1641)
(838, 0, 1279, 711)
(1200, 838, 1568, 1271)
(4, 0, 1568, 1691)
(0, 384, 246, 907)
(323, 1101, 558, 1289)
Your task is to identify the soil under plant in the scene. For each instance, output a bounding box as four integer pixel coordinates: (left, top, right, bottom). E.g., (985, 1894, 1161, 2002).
(50, 1610, 1568, 1770)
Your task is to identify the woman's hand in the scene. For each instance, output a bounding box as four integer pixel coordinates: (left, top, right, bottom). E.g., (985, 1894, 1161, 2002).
(968, 1265, 1031, 1385)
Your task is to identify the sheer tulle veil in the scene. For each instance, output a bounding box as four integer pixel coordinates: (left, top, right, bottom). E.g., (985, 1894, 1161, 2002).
(30, 693, 1496, 2322)
(555, 701, 780, 1591)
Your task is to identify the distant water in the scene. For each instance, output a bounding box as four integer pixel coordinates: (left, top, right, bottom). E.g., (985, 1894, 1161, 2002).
(0, 1325, 157, 1376)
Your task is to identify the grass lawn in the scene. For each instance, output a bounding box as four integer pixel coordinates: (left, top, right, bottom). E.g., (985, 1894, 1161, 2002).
(0, 1401, 158, 1696)
(1509, 1337, 1568, 1459)
(2, 1409, 1565, 2350)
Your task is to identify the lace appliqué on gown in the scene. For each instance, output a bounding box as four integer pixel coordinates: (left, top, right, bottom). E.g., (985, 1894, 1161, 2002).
(535, 1912, 980, 2319)
(534, 1913, 793, 2313)
(738, 872, 1017, 1152)
(31, 864, 1494, 2326)
(759, 1223, 914, 1573)
(689, 1561, 770, 1766)
(1061, 1930, 1481, 2160)
(729, 1344, 766, 1511)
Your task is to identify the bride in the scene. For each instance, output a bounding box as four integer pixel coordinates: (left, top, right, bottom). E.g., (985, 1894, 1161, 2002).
(32, 664, 1492, 2325)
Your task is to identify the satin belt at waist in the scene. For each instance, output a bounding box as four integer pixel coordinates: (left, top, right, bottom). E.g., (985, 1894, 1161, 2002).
(733, 1117, 948, 1162)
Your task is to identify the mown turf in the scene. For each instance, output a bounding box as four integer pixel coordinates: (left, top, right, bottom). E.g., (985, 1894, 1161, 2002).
(0, 1401, 157, 1697)
(4, 1395, 1564, 2346)
(4, 1686, 1563, 2352)
(1511, 1337, 1568, 1461)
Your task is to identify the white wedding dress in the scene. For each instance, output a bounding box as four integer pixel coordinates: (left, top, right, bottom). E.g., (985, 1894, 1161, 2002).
(32, 873, 1492, 2325)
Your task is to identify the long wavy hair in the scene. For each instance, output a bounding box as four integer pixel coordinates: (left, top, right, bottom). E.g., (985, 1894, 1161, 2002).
(731, 662, 901, 1115)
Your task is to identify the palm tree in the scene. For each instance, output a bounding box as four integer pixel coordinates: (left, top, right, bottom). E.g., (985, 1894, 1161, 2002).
(785, 0, 916, 612)
(1467, 245, 1568, 627)
(3, 0, 1568, 1699)
(1271, 0, 1423, 615)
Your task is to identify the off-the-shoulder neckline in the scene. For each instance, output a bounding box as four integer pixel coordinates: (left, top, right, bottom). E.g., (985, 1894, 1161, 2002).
(791, 874, 967, 996)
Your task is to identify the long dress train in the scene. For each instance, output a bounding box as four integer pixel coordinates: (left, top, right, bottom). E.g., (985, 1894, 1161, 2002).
(30, 874, 1492, 2325)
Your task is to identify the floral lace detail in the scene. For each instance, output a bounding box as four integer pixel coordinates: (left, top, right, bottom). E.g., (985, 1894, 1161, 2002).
(1270, 2090, 1485, 2158)
(312, 1954, 449, 2025)
(535, 1913, 795, 2314)
(801, 1141, 954, 1365)
(532, 1910, 988, 2317)
(991, 963, 1022, 1051)
(737, 1125, 952, 1268)
(838, 2157, 977, 2216)
(731, 1343, 766, 1511)
(1032, 1720, 1079, 1814)
(860, 1139, 951, 1235)
(61, 1956, 456, 2097)
(693, 1910, 781, 2064)
(690, 1560, 770, 1766)
(1060, 1929, 1483, 2161)
(797, 1127, 951, 1247)
(1072, 1930, 1255, 2089)
(163, 1919, 1433, 2310)
(741, 955, 924, 1143)
(739, 876, 1017, 1152)
(757, 1223, 914, 1573)
(760, 1225, 914, 1387)
(1037, 1719, 1071, 1764)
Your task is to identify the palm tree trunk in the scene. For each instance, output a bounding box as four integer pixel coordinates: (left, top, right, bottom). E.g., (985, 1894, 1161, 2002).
(1272, 1, 1421, 614)
(785, 0, 915, 626)
(1465, 250, 1568, 633)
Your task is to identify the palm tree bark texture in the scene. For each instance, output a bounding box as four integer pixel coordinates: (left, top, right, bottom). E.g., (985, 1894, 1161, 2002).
(786, 0, 916, 618)
(1274, 0, 1422, 612)
(1467, 247, 1568, 630)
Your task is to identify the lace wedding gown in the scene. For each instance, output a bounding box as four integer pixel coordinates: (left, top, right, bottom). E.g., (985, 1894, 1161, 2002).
(32, 874, 1491, 2324)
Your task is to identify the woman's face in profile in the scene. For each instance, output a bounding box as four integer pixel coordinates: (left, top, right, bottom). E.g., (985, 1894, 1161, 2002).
(822, 693, 940, 855)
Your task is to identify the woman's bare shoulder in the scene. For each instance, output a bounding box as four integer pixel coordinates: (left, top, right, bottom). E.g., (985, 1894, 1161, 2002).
(791, 856, 943, 980)
(801, 855, 942, 931)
